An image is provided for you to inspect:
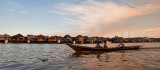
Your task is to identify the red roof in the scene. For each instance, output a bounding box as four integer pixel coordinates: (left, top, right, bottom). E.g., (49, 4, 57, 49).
(38, 34, 44, 37)
(49, 36, 56, 38)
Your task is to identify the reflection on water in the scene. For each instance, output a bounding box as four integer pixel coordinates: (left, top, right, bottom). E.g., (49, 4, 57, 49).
(70, 49, 160, 70)
(0, 43, 160, 70)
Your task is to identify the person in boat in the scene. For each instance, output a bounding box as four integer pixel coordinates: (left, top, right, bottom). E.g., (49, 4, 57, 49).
(103, 41, 108, 48)
(95, 42, 103, 48)
(117, 42, 125, 48)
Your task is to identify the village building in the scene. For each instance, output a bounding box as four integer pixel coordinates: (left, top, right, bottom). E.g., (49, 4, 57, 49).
(27, 35, 37, 43)
(56, 36, 63, 43)
(155, 38, 160, 42)
(0, 34, 11, 43)
(142, 37, 151, 42)
(71, 37, 76, 44)
(111, 36, 124, 43)
(97, 37, 103, 43)
(83, 36, 90, 43)
(45, 36, 49, 42)
(125, 38, 136, 42)
(76, 35, 84, 44)
(12, 34, 26, 43)
(63, 34, 72, 43)
(89, 36, 99, 43)
(37, 34, 46, 43)
(48, 36, 57, 43)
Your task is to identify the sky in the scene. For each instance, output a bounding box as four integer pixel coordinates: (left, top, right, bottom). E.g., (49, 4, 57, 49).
(0, 0, 160, 38)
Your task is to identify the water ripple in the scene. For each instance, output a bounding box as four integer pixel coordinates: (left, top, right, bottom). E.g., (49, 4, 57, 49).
(0, 43, 160, 70)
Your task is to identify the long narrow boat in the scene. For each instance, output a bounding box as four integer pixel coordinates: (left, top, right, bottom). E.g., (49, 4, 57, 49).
(67, 44, 142, 52)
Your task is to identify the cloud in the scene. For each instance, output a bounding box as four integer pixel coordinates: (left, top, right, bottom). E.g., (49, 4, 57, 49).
(53, 0, 160, 37)
(58, 1, 160, 28)
(57, 1, 129, 28)
(140, 28, 160, 38)
(126, 4, 160, 17)
(6, 8, 28, 14)
(19, 11, 28, 14)
(3, 0, 28, 14)
(140, 28, 160, 32)
(7, 8, 15, 12)
(4, 0, 27, 14)
(4, 0, 22, 8)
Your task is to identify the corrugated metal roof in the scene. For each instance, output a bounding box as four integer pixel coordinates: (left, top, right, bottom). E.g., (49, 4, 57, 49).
(0, 34, 10, 37)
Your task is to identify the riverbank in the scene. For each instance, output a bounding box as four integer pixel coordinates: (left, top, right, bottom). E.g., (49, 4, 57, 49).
(0, 42, 159, 44)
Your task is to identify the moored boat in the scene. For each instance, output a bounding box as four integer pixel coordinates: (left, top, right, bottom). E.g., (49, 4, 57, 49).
(67, 44, 142, 52)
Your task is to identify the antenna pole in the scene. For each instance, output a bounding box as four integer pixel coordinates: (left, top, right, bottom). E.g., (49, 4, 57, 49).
(128, 33, 130, 38)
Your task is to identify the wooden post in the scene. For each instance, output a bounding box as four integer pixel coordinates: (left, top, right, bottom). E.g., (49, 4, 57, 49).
(90, 40, 93, 44)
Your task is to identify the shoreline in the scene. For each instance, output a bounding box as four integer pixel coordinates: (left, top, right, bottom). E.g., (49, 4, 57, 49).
(0, 42, 159, 44)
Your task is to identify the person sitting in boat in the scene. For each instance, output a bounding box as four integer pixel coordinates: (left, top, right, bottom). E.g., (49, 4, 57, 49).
(103, 41, 108, 48)
(95, 42, 103, 48)
(118, 42, 125, 48)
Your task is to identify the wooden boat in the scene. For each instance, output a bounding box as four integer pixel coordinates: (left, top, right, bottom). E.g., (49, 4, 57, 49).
(67, 44, 141, 52)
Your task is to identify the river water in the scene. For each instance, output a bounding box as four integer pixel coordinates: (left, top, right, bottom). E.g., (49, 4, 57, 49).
(0, 43, 160, 70)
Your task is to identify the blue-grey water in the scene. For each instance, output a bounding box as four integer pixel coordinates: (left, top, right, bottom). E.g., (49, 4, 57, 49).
(0, 43, 160, 70)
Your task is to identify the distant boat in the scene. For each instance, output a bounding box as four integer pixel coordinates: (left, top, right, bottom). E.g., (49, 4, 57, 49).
(67, 44, 141, 52)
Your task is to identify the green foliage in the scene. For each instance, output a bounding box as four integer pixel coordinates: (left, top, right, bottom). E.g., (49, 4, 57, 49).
(12, 35, 18, 40)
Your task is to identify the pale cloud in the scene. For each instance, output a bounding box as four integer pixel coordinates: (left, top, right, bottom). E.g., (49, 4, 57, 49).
(7, 8, 28, 14)
(53, 0, 160, 37)
(19, 11, 28, 14)
(4, 0, 27, 14)
(56, 1, 128, 28)
(3, 0, 22, 8)
(56, 0, 160, 29)
(10, 2, 22, 8)
(126, 4, 160, 17)
(7, 8, 15, 12)
(140, 28, 160, 38)
(10, 1, 21, 8)
(140, 28, 160, 32)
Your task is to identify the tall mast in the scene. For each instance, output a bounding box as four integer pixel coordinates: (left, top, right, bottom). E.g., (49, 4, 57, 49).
(128, 33, 130, 38)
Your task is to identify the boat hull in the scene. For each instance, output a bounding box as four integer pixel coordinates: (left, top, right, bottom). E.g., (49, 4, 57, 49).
(67, 44, 141, 52)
